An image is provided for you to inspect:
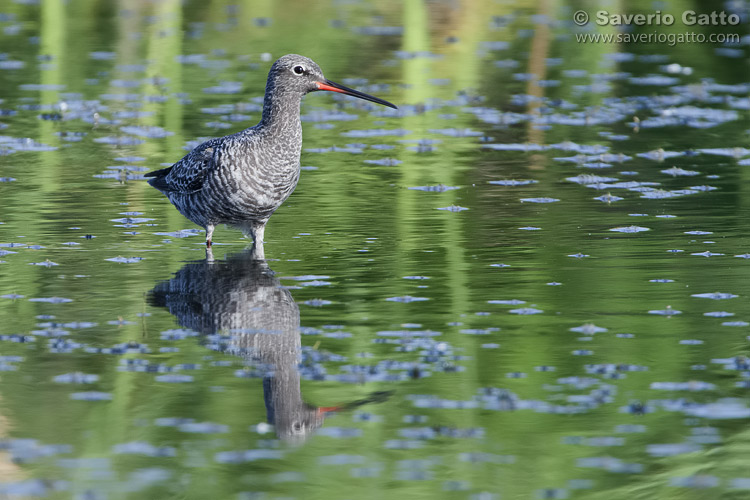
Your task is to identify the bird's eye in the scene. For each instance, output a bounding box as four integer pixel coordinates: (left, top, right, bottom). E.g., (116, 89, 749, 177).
(293, 65, 305, 75)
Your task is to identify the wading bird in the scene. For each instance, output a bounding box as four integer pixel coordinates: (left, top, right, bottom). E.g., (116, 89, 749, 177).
(145, 54, 396, 256)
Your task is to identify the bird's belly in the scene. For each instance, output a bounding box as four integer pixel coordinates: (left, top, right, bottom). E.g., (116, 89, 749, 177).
(205, 167, 299, 222)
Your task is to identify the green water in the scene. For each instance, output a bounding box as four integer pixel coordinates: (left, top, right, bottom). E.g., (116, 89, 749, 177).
(1, 0, 750, 498)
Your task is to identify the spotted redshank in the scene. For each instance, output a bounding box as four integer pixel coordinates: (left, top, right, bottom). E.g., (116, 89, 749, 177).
(145, 54, 396, 256)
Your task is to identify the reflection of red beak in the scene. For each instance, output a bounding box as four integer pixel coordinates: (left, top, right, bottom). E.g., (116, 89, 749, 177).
(315, 79, 397, 109)
(317, 406, 341, 416)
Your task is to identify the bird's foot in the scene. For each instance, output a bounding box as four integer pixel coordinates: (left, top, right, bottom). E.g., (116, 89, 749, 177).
(206, 239, 212, 249)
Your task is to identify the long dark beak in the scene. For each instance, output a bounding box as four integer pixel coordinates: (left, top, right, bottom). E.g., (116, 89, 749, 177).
(316, 79, 397, 109)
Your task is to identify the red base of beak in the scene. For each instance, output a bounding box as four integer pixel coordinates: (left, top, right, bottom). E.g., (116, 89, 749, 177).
(315, 82, 346, 94)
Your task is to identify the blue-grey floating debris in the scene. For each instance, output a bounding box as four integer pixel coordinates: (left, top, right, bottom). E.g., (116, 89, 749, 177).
(386, 296, 429, 303)
(155, 417, 195, 427)
(305, 145, 364, 154)
(214, 449, 284, 464)
(637, 150, 684, 161)
(489, 299, 526, 305)
(343, 128, 410, 138)
(0, 60, 26, 69)
(568, 253, 589, 258)
(29, 297, 72, 304)
(566, 174, 618, 185)
(577, 456, 642, 473)
(105, 256, 144, 263)
(93, 136, 145, 146)
(484, 143, 544, 152)
(691, 292, 738, 300)
(594, 194, 624, 203)
(685, 230, 713, 235)
(609, 226, 649, 233)
(70, 391, 112, 401)
(409, 185, 460, 192)
(509, 307, 543, 315)
(521, 197, 559, 203)
(649, 279, 675, 283)
(153, 229, 200, 238)
(29, 260, 59, 267)
(155, 374, 194, 383)
(319, 454, 367, 466)
(691, 251, 724, 257)
(489, 179, 537, 186)
(429, 128, 483, 137)
(570, 324, 607, 334)
(534, 488, 569, 499)
(649, 308, 682, 316)
(684, 400, 750, 419)
(54, 372, 99, 384)
(722, 321, 749, 327)
(688, 185, 717, 192)
(120, 125, 173, 138)
(734, 254, 750, 259)
(316, 427, 363, 438)
(490, 263, 511, 268)
(112, 442, 176, 457)
(704, 311, 734, 317)
(364, 158, 402, 166)
(698, 147, 750, 158)
(661, 167, 699, 177)
(436, 205, 468, 212)
(647, 442, 702, 457)
(282, 275, 331, 281)
(114, 156, 146, 163)
(302, 299, 332, 307)
(651, 381, 715, 391)
(353, 26, 403, 36)
(178, 422, 228, 433)
(203, 81, 243, 94)
(460, 328, 496, 335)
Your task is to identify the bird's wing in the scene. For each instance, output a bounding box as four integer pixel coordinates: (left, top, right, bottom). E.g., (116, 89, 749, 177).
(145, 138, 223, 193)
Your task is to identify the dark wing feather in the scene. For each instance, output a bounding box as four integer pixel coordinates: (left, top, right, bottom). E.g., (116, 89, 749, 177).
(145, 138, 223, 194)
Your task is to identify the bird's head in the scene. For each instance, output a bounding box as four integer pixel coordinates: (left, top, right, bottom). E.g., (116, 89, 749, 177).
(268, 54, 397, 109)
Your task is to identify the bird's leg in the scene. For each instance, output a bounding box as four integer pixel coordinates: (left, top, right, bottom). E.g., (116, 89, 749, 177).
(205, 224, 215, 248)
(250, 224, 265, 245)
(249, 224, 266, 260)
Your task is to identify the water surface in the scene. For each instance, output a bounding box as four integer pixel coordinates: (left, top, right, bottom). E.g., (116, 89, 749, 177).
(1, 0, 750, 498)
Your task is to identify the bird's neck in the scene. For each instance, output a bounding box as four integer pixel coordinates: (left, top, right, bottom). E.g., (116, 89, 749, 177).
(258, 86, 303, 138)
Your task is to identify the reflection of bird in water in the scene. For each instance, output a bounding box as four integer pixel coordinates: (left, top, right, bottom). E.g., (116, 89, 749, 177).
(148, 248, 391, 443)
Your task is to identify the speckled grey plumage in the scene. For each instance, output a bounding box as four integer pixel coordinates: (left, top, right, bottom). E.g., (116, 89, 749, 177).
(148, 249, 326, 442)
(145, 54, 396, 253)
